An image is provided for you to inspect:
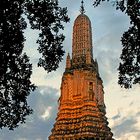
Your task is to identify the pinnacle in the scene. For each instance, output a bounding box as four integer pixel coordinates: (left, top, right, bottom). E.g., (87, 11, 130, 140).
(80, 0, 85, 14)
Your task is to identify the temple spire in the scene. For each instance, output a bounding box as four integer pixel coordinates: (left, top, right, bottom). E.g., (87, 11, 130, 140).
(49, 3, 114, 140)
(80, 0, 85, 14)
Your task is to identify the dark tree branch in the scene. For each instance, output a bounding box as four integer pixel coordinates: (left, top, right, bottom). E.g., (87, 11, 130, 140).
(0, 0, 69, 129)
(24, 0, 70, 72)
(93, 0, 140, 88)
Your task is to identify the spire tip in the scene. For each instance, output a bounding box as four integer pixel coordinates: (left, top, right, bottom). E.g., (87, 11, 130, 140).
(80, 0, 85, 14)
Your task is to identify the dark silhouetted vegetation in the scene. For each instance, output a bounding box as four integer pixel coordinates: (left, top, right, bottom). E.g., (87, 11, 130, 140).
(93, 0, 140, 88)
(0, 0, 69, 130)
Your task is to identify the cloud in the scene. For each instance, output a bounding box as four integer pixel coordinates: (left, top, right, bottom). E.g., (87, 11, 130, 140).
(110, 115, 140, 140)
(103, 66, 140, 140)
(41, 106, 52, 120)
(117, 133, 140, 140)
(0, 86, 59, 140)
(113, 117, 137, 137)
(107, 102, 140, 140)
(112, 110, 121, 120)
(17, 138, 28, 140)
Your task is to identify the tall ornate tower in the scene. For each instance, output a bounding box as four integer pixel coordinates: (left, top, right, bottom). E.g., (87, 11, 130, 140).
(49, 1, 114, 140)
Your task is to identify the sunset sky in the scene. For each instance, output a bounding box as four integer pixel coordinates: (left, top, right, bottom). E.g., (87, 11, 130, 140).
(1, 0, 140, 140)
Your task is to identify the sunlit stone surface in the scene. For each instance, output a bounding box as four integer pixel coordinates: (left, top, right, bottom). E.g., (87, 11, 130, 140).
(49, 2, 114, 140)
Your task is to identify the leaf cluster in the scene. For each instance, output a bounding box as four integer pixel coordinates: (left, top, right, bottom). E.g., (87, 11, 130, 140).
(24, 0, 69, 72)
(93, 0, 140, 88)
(0, 0, 36, 130)
(0, 0, 69, 129)
(118, 0, 140, 88)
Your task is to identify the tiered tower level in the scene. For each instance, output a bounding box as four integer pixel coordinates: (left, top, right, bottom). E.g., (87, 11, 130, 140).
(49, 1, 114, 140)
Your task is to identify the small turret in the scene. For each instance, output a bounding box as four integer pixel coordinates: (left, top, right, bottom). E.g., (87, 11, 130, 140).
(66, 53, 71, 69)
(95, 59, 99, 72)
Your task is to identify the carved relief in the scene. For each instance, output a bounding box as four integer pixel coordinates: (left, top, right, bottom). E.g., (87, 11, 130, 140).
(98, 82, 104, 106)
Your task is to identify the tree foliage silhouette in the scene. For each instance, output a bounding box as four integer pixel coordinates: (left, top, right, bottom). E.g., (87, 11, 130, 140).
(93, 0, 140, 88)
(0, 0, 69, 130)
(24, 0, 69, 72)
